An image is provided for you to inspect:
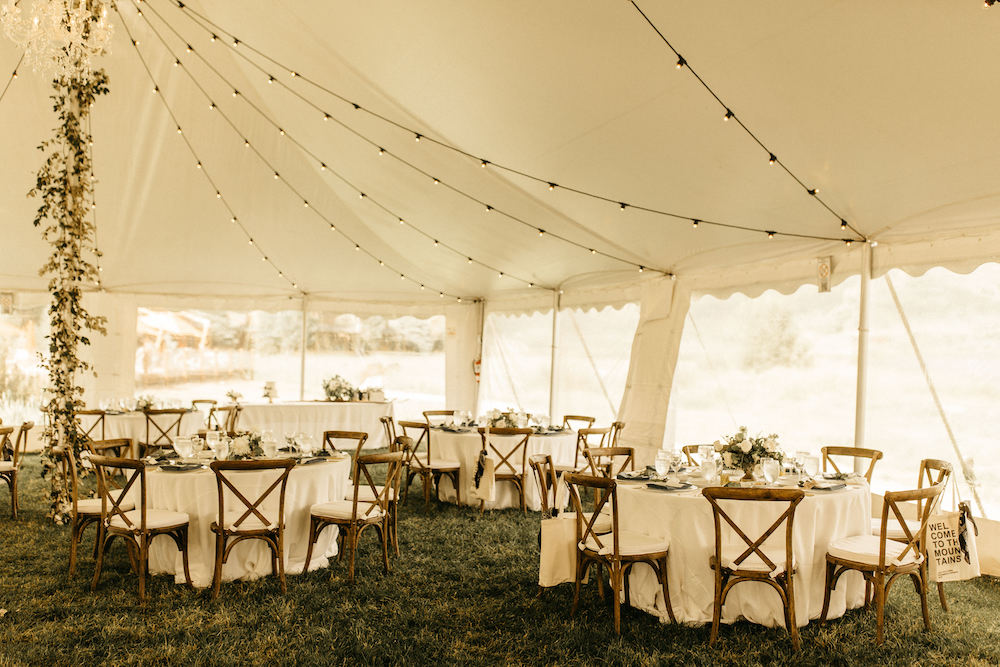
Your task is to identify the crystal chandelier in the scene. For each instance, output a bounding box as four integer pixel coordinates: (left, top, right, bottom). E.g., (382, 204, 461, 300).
(1, 0, 113, 77)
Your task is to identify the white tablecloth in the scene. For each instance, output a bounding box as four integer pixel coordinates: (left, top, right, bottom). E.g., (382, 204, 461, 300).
(239, 401, 394, 450)
(431, 428, 576, 511)
(145, 459, 351, 587)
(97, 411, 204, 456)
(615, 481, 871, 627)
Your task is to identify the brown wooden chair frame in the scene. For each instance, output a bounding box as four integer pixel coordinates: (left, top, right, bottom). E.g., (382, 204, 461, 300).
(478, 427, 533, 514)
(681, 444, 706, 467)
(528, 453, 560, 519)
(422, 410, 455, 425)
(562, 414, 596, 431)
(609, 421, 626, 446)
(584, 446, 636, 479)
(702, 486, 805, 651)
(565, 427, 611, 472)
(565, 472, 675, 634)
(379, 416, 396, 447)
(86, 437, 134, 459)
(322, 430, 368, 456)
(89, 454, 193, 602)
(142, 408, 188, 457)
(209, 459, 296, 599)
(400, 420, 460, 509)
(821, 446, 884, 483)
(303, 450, 406, 582)
(0, 422, 32, 518)
(76, 410, 106, 442)
(820, 482, 944, 645)
(207, 405, 241, 433)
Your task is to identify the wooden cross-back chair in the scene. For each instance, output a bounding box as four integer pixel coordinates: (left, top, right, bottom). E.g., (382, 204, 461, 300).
(680, 444, 701, 466)
(478, 427, 533, 514)
(702, 486, 805, 651)
(86, 437, 134, 459)
(529, 454, 560, 519)
(400, 420, 460, 509)
(208, 459, 296, 599)
(89, 455, 192, 602)
(562, 415, 595, 431)
(422, 410, 455, 425)
(142, 408, 188, 457)
(76, 409, 106, 443)
(0, 423, 31, 518)
(207, 405, 241, 433)
(564, 472, 674, 635)
(563, 427, 610, 473)
(54, 444, 135, 576)
(609, 421, 625, 446)
(322, 430, 367, 456)
(303, 450, 406, 582)
(584, 446, 636, 479)
(821, 481, 945, 645)
(191, 398, 217, 412)
(871, 458, 953, 611)
(379, 416, 396, 447)
(821, 446, 884, 483)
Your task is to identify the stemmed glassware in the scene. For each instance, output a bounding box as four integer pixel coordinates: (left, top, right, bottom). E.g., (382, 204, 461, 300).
(761, 457, 780, 484)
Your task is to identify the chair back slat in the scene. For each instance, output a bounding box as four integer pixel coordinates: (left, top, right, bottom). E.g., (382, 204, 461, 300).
(584, 446, 635, 478)
(89, 454, 146, 531)
(917, 459, 952, 516)
(564, 472, 618, 556)
(86, 437, 134, 459)
(702, 487, 804, 575)
(478, 427, 532, 476)
(322, 430, 367, 456)
(573, 427, 611, 468)
(144, 409, 188, 448)
(76, 410, 106, 442)
(207, 405, 241, 433)
(528, 454, 558, 517)
(350, 451, 406, 519)
(210, 459, 295, 531)
(609, 421, 626, 446)
(379, 416, 397, 445)
(399, 421, 430, 468)
(821, 446, 884, 483)
(877, 483, 945, 568)
(562, 415, 596, 430)
(422, 410, 455, 426)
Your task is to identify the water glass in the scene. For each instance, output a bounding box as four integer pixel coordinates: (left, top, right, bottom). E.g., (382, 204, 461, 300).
(654, 451, 670, 477)
(216, 438, 230, 461)
(803, 454, 820, 478)
(761, 457, 780, 484)
(205, 431, 220, 448)
(174, 437, 192, 459)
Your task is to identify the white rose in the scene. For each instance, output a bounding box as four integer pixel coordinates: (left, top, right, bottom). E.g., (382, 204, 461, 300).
(740, 441, 752, 454)
(230, 436, 251, 456)
(722, 452, 733, 467)
(764, 438, 777, 452)
(713, 440, 723, 452)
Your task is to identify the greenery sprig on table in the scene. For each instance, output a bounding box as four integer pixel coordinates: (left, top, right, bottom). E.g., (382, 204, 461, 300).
(30, 60, 109, 524)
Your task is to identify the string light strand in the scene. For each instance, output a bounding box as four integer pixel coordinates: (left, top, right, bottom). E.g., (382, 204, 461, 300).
(0, 53, 25, 105)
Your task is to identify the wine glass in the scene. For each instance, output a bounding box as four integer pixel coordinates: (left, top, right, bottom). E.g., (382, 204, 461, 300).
(216, 437, 230, 461)
(803, 455, 820, 479)
(654, 450, 670, 478)
(174, 437, 192, 460)
(300, 433, 317, 456)
(761, 457, 780, 485)
(205, 431, 220, 450)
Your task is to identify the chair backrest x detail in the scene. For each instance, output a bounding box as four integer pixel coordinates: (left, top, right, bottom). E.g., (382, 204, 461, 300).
(398, 421, 430, 468)
(76, 410, 106, 442)
(528, 453, 558, 517)
(821, 446, 884, 483)
(702, 487, 805, 576)
(877, 482, 946, 569)
(478, 427, 532, 476)
(422, 410, 455, 426)
(564, 472, 619, 557)
(209, 459, 295, 532)
(349, 451, 406, 521)
(89, 454, 147, 532)
(584, 446, 635, 478)
(916, 458, 952, 516)
(144, 409, 187, 448)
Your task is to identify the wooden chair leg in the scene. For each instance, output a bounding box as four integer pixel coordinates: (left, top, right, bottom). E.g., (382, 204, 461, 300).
(453, 471, 461, 506)
(179, 528, 193, 589)
(786, 575, 800, 651)
(572, 557, 583, 616)
(302, 518, 319, 572)
(69, 522, 80, 577)
(138, 538, 148, 603)
(277, 533, 287, 595)
(380, 523, 390, 574)
(91, 532, 108, 592)
(347, 525, 357, 583)
(936, 581, 948, 612)
(10, 473, 17, 519)
(874, 572, 886, 645)
(660, 556, 676, 623)
(819, 561, 835, 623)
(709, 569, 723, 646)
(611, 563, 622, 636)
(211, 532, 225, 600)
(919, 565, 932, 632)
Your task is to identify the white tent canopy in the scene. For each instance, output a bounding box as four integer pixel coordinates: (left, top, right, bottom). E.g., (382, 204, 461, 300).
(1, 1, 998, 308)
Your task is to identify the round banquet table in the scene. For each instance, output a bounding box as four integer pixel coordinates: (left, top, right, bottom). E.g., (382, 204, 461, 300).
(238, 401, 394, 450)
(98, 411, 204, 455)
(616, 481, 871, 627)
(431, 428, 577, 511)
(144, 458, 351, 588)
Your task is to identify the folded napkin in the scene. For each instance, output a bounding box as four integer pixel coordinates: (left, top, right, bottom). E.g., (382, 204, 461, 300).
(298, 457, 329, 465)
(616, 470, 650, 481)
(646, 481, 693, 492)
(158, 463, 203, 472)
(805, 481, 847, 491)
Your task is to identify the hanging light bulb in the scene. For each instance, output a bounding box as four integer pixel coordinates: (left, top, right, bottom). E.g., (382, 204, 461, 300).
(692, 219, 699, 228)
(675, 56, 686, 69)
(768, 154, 777, 165)
(723, 109, 734, 121)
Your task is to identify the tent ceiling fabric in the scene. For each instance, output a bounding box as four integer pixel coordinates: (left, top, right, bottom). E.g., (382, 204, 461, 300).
(1, 1, 999, 305)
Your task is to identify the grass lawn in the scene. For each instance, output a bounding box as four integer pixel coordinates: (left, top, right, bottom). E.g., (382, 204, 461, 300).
(0, 455, 998, 665)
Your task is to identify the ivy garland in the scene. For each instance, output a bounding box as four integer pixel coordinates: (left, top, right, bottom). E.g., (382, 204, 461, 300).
(28, 62, 109, 524)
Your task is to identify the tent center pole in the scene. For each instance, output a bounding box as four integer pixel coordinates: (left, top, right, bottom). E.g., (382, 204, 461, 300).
(299, 295, 307, 401)
(853, 243, 872, 461)
(548, 291, 561, 421)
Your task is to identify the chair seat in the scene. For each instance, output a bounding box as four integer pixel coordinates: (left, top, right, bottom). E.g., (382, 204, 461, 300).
(77, 489, 135, 515)
(871, 517, 921, 541)
(311, 500, 384, 521)
(0, 461, 16, 472)
(828, 534, 923, 567)
(109, 509, 189, 531)
(560, 511, 612, 535)
(717, 550, 791, 576)
(580, 529, 668, 557)
(215, 513, 278, 532)
(346, 485, 397, 503)
(411, 454, 461, 470)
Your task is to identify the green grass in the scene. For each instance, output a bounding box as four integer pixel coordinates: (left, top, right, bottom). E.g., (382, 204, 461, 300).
(0, 455, 998, 666)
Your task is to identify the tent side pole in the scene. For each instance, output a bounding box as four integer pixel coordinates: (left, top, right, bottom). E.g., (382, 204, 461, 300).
(853, 243, 872, 457)
(548, 291, 561, 420)
(472, 299, 485, 413)
(299, 296, 307, 401)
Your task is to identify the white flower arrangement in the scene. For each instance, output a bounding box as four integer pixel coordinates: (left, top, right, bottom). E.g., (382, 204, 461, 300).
(714, 426, 783, 476)
(485, 408, 522, 429)
(262, 382, 276, 402)
(323, 375, 356, 401)
(134, 395, 155, 411)
(227, 431, 263, 460)
(225, 389, 242, 404)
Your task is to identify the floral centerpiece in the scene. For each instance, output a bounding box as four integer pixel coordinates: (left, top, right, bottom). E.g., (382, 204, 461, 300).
(262, 381, 276, 403)
(484, 408, 522, 429)
(228, 431, 263, 460)
(134, 395, 155, 411)
(225, 389, 242, 404)
(714, 426, 783, 480)
(323, 375, 356, 401)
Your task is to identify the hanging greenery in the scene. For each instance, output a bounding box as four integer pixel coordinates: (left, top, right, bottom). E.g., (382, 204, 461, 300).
(29, 62, 109, 524)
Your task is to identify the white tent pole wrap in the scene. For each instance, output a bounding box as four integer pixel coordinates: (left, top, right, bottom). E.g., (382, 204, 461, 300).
(299, 295, 307, 401)
(548, 291, 561, 420)
(853, 243, 871, 456)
